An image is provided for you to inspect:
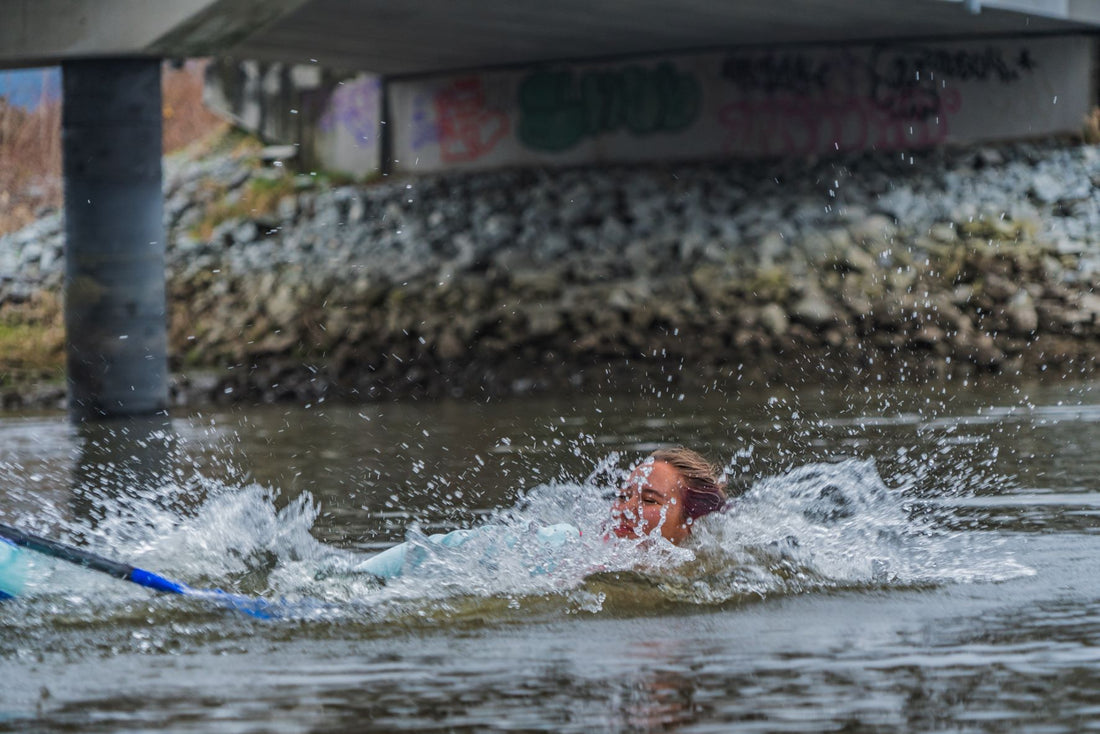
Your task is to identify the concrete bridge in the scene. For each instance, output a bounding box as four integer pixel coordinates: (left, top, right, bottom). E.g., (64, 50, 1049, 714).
(3, 0, 1100, 71)
(0, 0, 1098, 421)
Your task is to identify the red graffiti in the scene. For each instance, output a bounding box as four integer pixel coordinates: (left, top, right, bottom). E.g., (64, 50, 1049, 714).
(433, 78, 509, 163)
(718, 89, 962, 157)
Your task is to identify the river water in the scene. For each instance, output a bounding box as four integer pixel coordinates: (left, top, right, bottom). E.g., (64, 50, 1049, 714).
(2, 375, 1100, 732)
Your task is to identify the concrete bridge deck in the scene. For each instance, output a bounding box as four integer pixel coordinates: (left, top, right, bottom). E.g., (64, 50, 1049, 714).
(3, 0, 1099, 74)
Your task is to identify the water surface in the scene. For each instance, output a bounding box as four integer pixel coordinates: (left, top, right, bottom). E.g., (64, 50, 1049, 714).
(2, 376, 1100, 731)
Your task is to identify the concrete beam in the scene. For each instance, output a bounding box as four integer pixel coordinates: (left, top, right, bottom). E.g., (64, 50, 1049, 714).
(976, 0, 1100, 24)
(147, 0, 311, 58)
(1070, 0, 1100, 24)
(0, 0, 212, 67)
(227, 0, 1099, 76)
(0, 0, 308, 68)
(3, 0, 1097, 74)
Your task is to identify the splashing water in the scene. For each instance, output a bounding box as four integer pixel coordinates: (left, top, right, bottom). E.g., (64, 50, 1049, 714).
(213, 458, 1031, 618)
(3, 454, 1032, 627)
(688, 459, 1032, 602)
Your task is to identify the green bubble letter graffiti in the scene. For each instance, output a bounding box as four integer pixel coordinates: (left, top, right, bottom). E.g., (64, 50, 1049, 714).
(518, 62, 700, 152)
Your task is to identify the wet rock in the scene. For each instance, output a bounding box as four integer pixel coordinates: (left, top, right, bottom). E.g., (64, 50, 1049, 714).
(1006, 290, 1039, 336)
(510, 269, 562, 298)
(9, 135, 1100, 408)
(1054, 238, 1087, 256)
(1029, 173, 1064, 204)
(482, 213, 517, 245)
(599, 217, 631, 251)
(757, 230, 787, 267)
(874, 187, 914, 221)
(835, 245, 875, 273)
(961, 331, 1003, 368)
(277, 195, 299, 221)
(909, 325, 945, 348)
(758, 303, 789, 337)
(523, 304, 564, 337)
(790, 288, 836, 329)
(849, 214, 896, 246)
(689, 265, 735, 303)
(974, 147, 1005, 168)
(266, 282, 301, 325)
(233, 220, 259, 245)
(1077, 293, 1100, 324)
(981, 274, 1018, 303)
(435, 330, 465, 361)
(928, 221, 963, 244)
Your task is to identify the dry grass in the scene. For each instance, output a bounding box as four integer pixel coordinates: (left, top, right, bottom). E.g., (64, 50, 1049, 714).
(162, 60, 228, 154)
(0, 91, 62, 235)
(0, 291, 65, 385)
(0, 60, 228, 236)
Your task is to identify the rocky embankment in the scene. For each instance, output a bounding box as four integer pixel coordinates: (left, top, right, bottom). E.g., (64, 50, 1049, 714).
(3, 138, 1100, 408)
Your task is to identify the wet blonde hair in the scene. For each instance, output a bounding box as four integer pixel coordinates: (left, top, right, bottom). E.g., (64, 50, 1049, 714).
(648, 447, 728, 519)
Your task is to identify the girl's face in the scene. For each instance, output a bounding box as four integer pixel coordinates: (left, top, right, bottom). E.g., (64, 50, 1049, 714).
(610, 459, 691, 545)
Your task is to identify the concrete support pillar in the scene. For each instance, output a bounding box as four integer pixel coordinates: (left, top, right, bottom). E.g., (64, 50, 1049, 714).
(61, 58, 168, 422)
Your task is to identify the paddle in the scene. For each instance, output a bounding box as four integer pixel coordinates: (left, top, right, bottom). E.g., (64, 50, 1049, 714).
(0, 521, 273, 618)
(0, 537, 28, 600)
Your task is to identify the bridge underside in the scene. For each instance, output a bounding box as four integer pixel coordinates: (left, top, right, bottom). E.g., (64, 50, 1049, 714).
(2, 0, 1098, 73)
(218, 0, 1100, 75)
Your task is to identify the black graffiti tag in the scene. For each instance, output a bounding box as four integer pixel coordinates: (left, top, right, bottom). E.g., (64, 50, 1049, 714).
(720, 53, 831, 95)
(870, 44, 1037, 120)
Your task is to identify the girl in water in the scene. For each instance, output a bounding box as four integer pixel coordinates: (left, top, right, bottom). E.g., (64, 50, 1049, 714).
(355, 447, 729, 579)
(610, 447, 728, 544)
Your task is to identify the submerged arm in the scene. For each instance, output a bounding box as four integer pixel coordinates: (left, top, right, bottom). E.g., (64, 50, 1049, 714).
(353, 524, 579, 580)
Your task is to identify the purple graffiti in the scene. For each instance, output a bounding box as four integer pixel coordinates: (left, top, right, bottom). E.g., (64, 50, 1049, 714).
(409, 91, 440, 151)
(320, 77, 381, 144)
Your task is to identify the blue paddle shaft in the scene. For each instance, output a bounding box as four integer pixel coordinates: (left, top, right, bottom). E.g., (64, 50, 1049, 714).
(129, 568, 190, 595)
(0, 522, 272, 618)
(0, 522, 134, 580)
(0, 524, 190, 595)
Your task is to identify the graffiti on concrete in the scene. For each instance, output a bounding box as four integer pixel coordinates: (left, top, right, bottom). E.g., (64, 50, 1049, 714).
(718, 91, 962, 157)
(432, 77, 509, 163)
(409, 92, 439, 152)
(868, 44, 1035, 121)
(721, 53, 832, 95)
(718, 45, 1034, 156)
(319, 76, 381, 145)
(387, 38, 1079, 173)
(517, 62, 701, 152)
(872, 45, 1035, 87)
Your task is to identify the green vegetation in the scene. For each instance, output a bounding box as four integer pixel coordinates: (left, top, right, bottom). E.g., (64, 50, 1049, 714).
(739, 266, 792, 302)
(957, 216, 1037, 242)
(189, 173, 299, 240)
(0, 293, 65, 385)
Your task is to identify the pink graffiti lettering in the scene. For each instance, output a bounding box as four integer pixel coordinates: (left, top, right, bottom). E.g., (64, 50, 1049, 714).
(718, 90, 962, 157)
(433, 78, 509, 163)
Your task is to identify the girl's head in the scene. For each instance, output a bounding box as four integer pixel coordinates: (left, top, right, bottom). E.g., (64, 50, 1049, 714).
(610, 447, 728, 545)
